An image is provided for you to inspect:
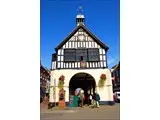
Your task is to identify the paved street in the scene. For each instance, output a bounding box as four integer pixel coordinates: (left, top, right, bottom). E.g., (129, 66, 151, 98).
(40, 103, 120, 120)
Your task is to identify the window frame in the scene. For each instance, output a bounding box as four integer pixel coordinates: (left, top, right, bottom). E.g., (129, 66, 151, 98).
(87, 48, 100, 62)
(64, 49, 76, 62)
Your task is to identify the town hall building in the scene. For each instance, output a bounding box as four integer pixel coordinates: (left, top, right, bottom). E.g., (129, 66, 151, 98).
(49, 12, 114, 106)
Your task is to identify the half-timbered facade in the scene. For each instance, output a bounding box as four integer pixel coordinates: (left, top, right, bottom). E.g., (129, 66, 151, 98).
(49, 13, 114, 106)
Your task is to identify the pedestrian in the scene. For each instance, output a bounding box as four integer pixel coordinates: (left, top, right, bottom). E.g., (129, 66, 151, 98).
(79, 90, 84, 107)
(95, 92, 100, 108)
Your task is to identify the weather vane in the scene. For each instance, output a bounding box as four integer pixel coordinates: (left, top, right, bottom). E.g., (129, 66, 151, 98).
(77, 6, 83, 15)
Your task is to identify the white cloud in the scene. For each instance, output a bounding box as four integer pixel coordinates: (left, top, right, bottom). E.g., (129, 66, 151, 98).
(107, 55, 119, 68)
(108, 56, 116, 64)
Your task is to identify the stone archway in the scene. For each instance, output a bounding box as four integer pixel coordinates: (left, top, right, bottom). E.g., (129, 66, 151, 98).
(69, 72, 96, 105)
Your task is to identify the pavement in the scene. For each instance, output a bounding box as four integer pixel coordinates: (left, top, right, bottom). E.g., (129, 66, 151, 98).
(40, 103, 120, 120)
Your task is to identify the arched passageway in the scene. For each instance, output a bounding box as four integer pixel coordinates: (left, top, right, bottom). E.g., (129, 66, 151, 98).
(69, 73, 96, 105)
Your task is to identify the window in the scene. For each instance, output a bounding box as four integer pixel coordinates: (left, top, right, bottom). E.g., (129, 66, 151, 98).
(88, 48, 100, 61)
(116, 71, 119, 76)
(76, 49, 87, 61)
(63, 48, 100, 62)
(64, 49, 76, 62)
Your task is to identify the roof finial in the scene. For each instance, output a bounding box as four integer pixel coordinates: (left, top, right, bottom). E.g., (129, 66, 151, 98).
(77, 6, 83, 15)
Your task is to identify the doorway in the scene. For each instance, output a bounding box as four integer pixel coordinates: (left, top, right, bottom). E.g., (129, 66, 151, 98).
(69, 73, 96, 105)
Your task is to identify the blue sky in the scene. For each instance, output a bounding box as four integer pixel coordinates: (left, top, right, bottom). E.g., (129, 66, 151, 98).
(40, 0, 120, 69)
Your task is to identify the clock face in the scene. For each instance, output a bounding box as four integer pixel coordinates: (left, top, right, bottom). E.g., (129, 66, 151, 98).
(78, 34, 85, 41)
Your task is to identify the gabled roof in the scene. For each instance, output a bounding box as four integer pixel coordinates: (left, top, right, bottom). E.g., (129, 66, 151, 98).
(111, 62, 120, 72)
(55, 24, 109, 51)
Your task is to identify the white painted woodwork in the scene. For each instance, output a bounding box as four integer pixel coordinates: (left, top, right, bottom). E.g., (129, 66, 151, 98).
(95, 62, 97, 67)
(103, 55, 106, 60)
(61, 62, 63, 68)
(89, 42, 91, 48)
(78, 62, 80, 68)
(101, 62, 103, 67)
(69, 42, 71, 48)
(58, 50, 61, 55)
(100, 55, 103, 61)
(58, 56, 60, 61)
(92, 63, 94, 67)
(75, 63, 77, 68)
(99, 49, 102, 54)
(61, 49, 64, 55)
(58, 62, 60, 68)
(104, 62, 106, 67)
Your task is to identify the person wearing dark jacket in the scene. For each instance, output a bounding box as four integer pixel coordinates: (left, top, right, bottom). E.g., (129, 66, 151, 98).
(95, 92, 100, 108)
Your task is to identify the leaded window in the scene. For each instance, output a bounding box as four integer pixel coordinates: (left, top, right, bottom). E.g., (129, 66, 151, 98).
(88, 48, 100, 61)
(76, 49, 87, 61)
(64, 49, 76, 62)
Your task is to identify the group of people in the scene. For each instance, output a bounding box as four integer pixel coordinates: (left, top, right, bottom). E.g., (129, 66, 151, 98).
(77, 89, 100, 108)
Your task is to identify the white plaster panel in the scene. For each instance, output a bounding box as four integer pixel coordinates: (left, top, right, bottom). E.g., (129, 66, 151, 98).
(58, 62, 60, 68)
(99, 49, 102, 54)
(75, 63, 77, 68)
(95, 42, 98, 48)
(101, 62, 103, 67)
(52, 61, 56, 69)
(78, 62, 80, 68)
(58, 50, 61, 55)
(103, 55, 106, 60)
(90, 63, 92, 67)
(61, 56, 64, 61)
(63, 63, 66, 68)
(69, 42, 71, 48)
(61, 62, 63, 68)
(78, 42, 80, 48)
(57, 56, 60, 61)
(95, 62, 97, 67)
(86, 42, 88, 47)
(102, 49, 105, 54)
(104, 62, 106, 67)
(87, 63, 89, 67)
(65, 42, 68, 48)
(75, 42, 77, 48)
(81, 42, 83, 47)
(61, 49, 64, 55)
(83, 42, 85, 47)
(100, 55, 103, 60)
(49, 68, 113, 102)
(93, 63, 95, 67)
(89, 42, 91, 48)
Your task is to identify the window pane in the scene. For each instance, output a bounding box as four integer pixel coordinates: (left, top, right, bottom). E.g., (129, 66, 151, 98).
(64, 49, 76, 62)
(88, 48, 99, 61)
(76, 49, 87, 61)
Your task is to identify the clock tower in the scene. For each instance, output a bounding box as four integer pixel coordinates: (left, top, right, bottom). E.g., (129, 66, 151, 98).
(76, 7, 85, 26)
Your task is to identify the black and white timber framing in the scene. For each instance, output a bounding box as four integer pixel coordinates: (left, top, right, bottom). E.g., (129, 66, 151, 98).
(51, 17, 109, 70)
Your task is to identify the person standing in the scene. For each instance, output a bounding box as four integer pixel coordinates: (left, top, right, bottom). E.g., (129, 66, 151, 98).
(79, 90, 84, 107)
(95, 92, 100, 108)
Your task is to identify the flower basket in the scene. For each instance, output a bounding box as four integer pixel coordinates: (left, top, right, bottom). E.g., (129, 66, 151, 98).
(100, 74, 106, 81)
(59, 75, 65, 81)
(98, 74, 107, 87)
